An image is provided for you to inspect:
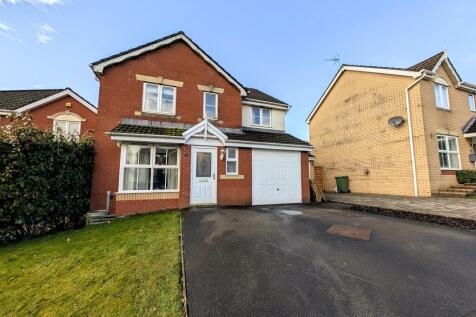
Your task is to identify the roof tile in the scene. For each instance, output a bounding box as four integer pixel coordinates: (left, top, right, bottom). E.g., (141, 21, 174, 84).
(0, 89, 64, 111)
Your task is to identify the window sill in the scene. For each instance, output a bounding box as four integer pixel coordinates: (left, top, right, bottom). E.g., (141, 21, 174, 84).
(135, 111, 179, 118)
(220, 174, 244, 180)
(250, 124, 272, 128)
(117, 190, 180, 194)
(435, 107, 451, 112)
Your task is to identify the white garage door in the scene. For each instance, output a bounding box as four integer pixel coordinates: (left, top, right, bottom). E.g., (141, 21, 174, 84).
(252, 149, 302, 205)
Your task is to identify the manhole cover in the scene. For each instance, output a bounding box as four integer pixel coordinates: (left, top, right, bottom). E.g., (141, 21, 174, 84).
(280, 210, 303, 216)
(326, 225, 371, 240)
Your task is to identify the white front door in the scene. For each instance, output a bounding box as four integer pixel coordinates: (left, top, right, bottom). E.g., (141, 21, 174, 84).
(191, 147, 217, 205)
(252, 149, 302, 205)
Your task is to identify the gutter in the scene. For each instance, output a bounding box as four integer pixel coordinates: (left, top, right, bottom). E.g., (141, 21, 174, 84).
(404, 70, 433, 197)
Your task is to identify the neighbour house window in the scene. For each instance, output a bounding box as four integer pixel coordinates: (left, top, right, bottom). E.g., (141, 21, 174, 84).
(252, 107, 271, 126)
(121, 144, 179, 192)
(53, 120, 81, 137)
(226, 148, 238, 175)
(434, 79, 450, 110)
(469, 94, 475, 112)
(142, 83, 176, 115)
(203, 92, 218, 119)
(437, 135, 461, 170)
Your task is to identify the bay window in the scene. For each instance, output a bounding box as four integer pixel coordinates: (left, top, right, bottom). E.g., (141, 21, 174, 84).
(121, 144, 179, 192)
(142, 83, 176, 115)
(226, 148, 238, 175)
(252, 107, 271, 126)
(437, 135, 460, 170)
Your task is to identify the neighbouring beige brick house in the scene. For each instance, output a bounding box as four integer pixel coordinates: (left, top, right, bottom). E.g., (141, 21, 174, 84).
(307, 51, 476, 197)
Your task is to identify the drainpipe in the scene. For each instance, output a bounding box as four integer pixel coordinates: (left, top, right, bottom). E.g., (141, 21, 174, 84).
(404, 71, 432, 197)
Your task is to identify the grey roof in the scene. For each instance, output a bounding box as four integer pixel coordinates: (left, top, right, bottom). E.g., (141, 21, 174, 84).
(463, 117, 476, 134)
(110, 123, 310, 146)
(0, 89, 63, 111)
(244, 87, 288, 106)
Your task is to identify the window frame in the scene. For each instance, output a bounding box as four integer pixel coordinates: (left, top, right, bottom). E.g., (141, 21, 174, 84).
(119, 144, 180, 193)
(53, 120, 81, 136)
(437, 135, 461, 171)
(142, 82, 177, 115)
(469, 94, 475, 112)
(251, 107, 272, 127)
(203, 92, 218, 119)
(225, 148, 239, 175)
(434, 81, 450, 110)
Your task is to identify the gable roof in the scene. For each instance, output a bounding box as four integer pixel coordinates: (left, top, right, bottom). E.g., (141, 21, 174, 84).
(244, 87, 288, 107)
(306, 51, 476, 123)
(90, 31, 247, 96)
(0, 88, 97, 114)
(0, 89, 63, 111)
(463, 117, 476, 135)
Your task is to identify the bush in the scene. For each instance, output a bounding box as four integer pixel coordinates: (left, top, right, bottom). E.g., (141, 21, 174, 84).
(456, 170, 476, 184)
(0, 114, 95, 244)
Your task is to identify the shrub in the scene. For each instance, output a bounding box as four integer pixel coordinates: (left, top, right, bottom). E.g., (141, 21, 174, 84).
(456, 170, 476, 184)
(0, 114, 95, 244)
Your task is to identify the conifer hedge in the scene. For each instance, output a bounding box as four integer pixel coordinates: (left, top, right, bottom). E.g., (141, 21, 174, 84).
(0, 114, 95, 244)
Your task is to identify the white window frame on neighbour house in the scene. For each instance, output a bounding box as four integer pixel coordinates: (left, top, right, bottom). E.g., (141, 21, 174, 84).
(469, 94, 476, 112)
(142, 83, 177, 115)
(434, 78, 450, 110)
(53, 120, 81, 137)
(437, 135, 461, 170)
(226, 148, 238, 175)
(252, 107, 271, 127)
(119, 144, 180, 193)
(203, 92, 218, 119)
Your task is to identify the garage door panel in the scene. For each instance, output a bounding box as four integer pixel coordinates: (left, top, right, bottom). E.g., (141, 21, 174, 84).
(252, 150, 301, 205)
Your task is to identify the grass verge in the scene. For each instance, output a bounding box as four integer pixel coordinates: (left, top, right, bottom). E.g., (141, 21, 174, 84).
(0, 212, 183, 316)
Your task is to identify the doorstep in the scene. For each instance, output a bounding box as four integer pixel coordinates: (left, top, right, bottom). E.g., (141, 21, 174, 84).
(325, 193, 476, 230)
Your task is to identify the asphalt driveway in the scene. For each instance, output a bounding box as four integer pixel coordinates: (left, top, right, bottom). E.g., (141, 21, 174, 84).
(182, 203, 476, 317)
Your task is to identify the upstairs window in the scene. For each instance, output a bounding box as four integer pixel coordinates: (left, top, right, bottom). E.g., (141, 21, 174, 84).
(252, 107, 271, 126)
(469, 94, 475, 112)
(142, 83, 176, 115)
(226, 148, 238, 175)
(434, 78, 450, 110)
(203, 92, 218, 119)
(53, 120, 81, 137)
(437, 135, 460, 170)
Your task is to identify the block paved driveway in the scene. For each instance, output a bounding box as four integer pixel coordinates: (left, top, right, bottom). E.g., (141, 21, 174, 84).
(182, 203, 476, 317)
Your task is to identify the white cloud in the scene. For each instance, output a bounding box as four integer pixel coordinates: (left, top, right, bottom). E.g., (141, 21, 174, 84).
(0, 21, 24, 45)
(34, 22, 56, 44)
(0, 0, 64, 5)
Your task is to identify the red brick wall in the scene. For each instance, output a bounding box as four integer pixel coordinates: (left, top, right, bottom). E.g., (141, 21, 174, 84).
(0, 95, 97, 135)
(301, 152, 310, 203)
(217, 147, 252, 206)
(115, 199, 180, 216)
(91, 40, 243, 211)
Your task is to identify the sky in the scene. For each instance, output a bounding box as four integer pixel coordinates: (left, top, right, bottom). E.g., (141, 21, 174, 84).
(0, 0, 475, 140)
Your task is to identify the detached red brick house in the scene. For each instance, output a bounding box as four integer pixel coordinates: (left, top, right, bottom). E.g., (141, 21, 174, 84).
(89, 31, 312, 215)
(0, 88, 97, 136)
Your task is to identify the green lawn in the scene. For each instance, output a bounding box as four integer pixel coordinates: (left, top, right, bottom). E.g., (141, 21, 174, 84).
(469, 195, 476, 200)
(0, 212, 184, 316)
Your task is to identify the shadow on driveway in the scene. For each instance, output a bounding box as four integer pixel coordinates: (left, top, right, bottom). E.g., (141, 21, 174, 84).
(182, 203, 476, 317)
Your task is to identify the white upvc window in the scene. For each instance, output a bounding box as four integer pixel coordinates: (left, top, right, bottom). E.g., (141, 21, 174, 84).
(142, 83, 176, 115)
(469, 94, 475, 112)
(226, 148, 238, 175)
(203, 92, 218, 119)
(53, 120, 81, 137)
(120, 144, 179, 192)
(434, 79, 450, 110)
(252, 107, 271, 126)
(437, 135, 461, 170)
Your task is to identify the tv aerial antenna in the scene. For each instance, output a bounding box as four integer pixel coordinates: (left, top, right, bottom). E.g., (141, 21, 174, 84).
(324, 53, 341, 66)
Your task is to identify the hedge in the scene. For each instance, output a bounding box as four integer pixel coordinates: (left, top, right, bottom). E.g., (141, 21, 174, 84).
(456, 170, 476, 184)
(0, 114, 95, 244)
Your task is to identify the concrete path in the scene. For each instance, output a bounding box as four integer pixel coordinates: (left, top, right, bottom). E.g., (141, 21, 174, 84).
(183, 204, 476, 317)
(326, 193, 476, 221)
